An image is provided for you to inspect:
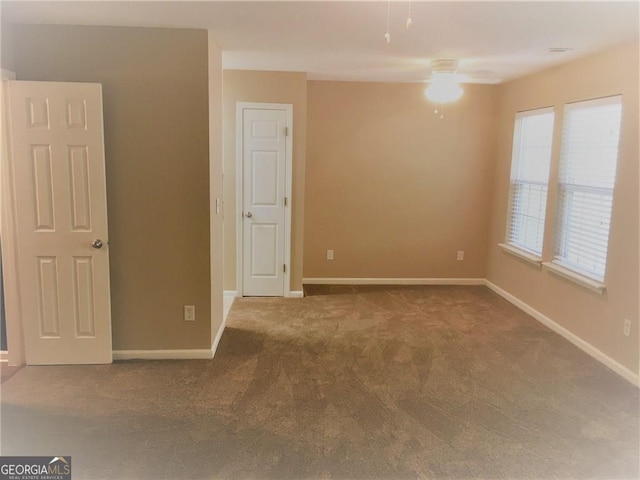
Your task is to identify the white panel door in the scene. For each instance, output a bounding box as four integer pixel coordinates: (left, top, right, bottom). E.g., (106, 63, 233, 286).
(242, 108, 287, 296)
(7, 81, 112, 364)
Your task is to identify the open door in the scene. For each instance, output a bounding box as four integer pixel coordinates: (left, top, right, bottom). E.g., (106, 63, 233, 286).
(6, 81, 112, 365)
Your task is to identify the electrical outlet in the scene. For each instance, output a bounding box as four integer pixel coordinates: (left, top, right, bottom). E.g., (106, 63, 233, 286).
(327, 249, 334, 260)
(184, 305, 195, 322)
(457, 251, 464, 261)
(623, 319, 631, 337)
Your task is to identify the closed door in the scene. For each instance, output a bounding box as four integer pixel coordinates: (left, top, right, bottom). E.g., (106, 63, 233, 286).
(242, 108, 288, 296)
(7, 81, 112, 364)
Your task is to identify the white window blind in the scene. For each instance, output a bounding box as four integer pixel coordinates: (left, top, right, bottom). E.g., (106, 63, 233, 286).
(554, 95, 622, 282)
(506, 107, 555, 255)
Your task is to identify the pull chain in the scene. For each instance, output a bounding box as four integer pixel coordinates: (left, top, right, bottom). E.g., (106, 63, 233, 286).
(384, 0, 391, 43)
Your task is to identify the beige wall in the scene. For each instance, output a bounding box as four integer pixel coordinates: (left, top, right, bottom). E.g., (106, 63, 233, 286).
(304, 81, 498, 279)
(222, 70, 307, 292)
(487, 42, 639, 374)
(0, 22, 15, 72)
(8, 25, 212, 350)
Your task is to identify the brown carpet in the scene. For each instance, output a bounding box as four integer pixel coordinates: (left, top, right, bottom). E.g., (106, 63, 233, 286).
(1, 285, 638, 479)
(0, 363, 22, 384)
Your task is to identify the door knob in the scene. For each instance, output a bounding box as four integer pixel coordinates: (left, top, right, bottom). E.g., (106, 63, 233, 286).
(91, 239, 103, 249)
(245, 211, 253, 218)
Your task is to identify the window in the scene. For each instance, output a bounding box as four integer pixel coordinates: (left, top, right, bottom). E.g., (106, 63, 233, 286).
(553, 96, 622, 282)
(505, 107, 555, 256)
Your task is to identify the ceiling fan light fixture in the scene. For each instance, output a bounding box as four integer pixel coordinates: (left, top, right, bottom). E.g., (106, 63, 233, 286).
(425, 74, 464, 103)
(424, 60, 464, 104)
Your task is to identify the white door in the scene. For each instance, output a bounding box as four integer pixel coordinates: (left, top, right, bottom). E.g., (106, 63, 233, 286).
(241, 107, 289, 296)
(7, 81, 112, 364)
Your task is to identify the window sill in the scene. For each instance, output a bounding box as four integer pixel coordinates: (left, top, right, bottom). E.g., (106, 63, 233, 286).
(498, 243, 543, 267)
(542, 261, 606, 295)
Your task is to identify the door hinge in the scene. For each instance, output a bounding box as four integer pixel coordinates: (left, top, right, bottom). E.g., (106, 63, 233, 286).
(284, 126, 288, 137)
(283, 264, 287, 273)
(284, 196, 288, 207)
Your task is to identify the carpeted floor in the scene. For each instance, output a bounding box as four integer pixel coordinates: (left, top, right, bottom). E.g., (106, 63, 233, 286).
(0, 363, 22, 384)
(1, 285, 638, 479)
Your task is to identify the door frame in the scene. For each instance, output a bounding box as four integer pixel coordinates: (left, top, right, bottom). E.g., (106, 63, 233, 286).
(235, 102, 293, 297)
(0, 69, 25, 365)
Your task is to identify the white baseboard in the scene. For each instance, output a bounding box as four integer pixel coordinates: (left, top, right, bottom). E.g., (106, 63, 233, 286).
(484, 280, 639, 387)
(211, 315, 227, 359)
(226, 290, 303, 298)
(113, 349, 214, 361)
(302, 277, 485, 286)
(223, 291, 236, 322)
(0, 351, 8, 363)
